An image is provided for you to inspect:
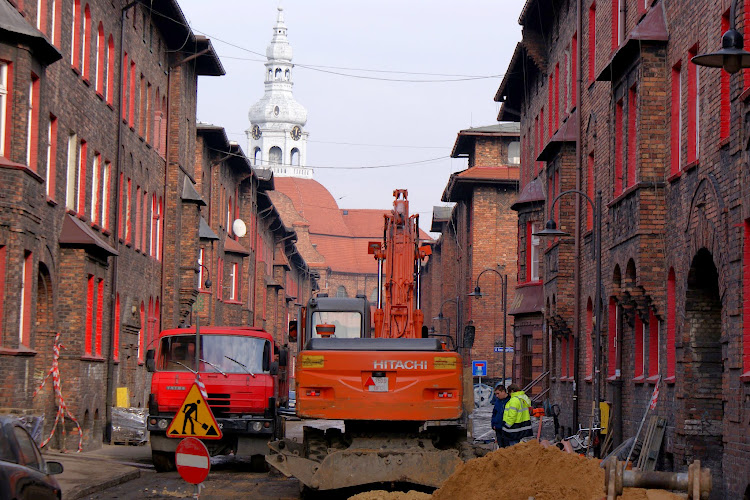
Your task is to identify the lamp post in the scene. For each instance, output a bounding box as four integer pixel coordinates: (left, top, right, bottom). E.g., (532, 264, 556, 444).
(468, 268, 508, 383)
(534, 189, 602, 435)
(432, 297, 458, 347)
(692, 0, 750, 73)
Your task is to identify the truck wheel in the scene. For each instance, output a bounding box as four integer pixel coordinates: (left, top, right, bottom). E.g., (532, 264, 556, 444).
(152, 450, 176, 472)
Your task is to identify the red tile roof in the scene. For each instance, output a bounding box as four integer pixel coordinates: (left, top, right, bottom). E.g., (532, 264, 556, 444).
(273, 177, 350, 236)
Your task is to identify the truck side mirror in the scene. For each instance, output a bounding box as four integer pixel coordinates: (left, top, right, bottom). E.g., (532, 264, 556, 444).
(288, 320, 298, 343)
(279, 348, 289, 367)
(145, 349, 155, 372)
(463, 324, 476, 350)
(269, 361, 279, 376)
(263, 342, 271, 372)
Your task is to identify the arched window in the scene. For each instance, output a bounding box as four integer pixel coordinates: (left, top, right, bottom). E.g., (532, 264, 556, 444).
(336, 286, 347, 298)
(268, 69, 272, 80)
(254, 147, 262, 165)
(275, 68, 282, 79)
(95, 22, 104, 93)
(508, 141, 520, 164)
(106, 35, 114, 104)
(82, 5, 91, 80)
(290, 148, 300, 166)
(284, 69, 290, 80)
(269, 146, 282, 165)
(70, 0, 81, 67)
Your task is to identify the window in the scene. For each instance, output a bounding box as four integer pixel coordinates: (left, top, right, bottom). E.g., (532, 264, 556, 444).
(118, 172, 124, 238)
(121, 52, 128, 119)
(82, 4, 91, 80)
(129, 60, 135, 126)
(627, 85, 637, 188)
(721, 11, 730, 142)
(150, 194, 157, 256)
(586, 298, 593, 379)
(687, 45, 699, 164)
(141, 190, 148, 252)
(95, 22, 104, 94)
(0, 246, 5, 343)
(291, 148, 300, 166)
(113, 293, 120, 361)
(608, 297, 618, 378)
(614, 98, 623, 195)
(101, 161, 110, 230)
(269, 146, 282, 165)
(667, 268, 676, 380)
(37, 0, 47, 34)
(135, 185, 141, 250)
(19, 251, 32, 347)
(671, 62, 682, 175)
(125, 177, 132, 243)
(65, 133, 77, 210)
(612, 0, 622, 51)
(13, 426, 42, 471)
(508, 141, 520, 164)
(743, 222, 750, 377)
(534, 114, 540, 174)
(26, 74, 40, 170)
(90, 153, 100, 223)
(85, 274, 94, 355)
(70, 0, 80, 68)
(45, 115, 57, 199)
(0, 62, 9, 157)
(336, 285, 347, 298)
(153, 88, 160, 151)
(527, 221, 540, 282)
(571, 33, 578, 107)
(229, 263, 239, 301)
(648, 309, 659, 379)
(138, 302, 145, 363)
(217, 258, 223, 300)
(77, 140, 87, 215)
(156, 197, 162, 259)
(145, 82, 151, 143)
(554, 63, 560, 131)
(548, 73, 554, 135)
(138, 73, 144, 137)
(588, 2, 596, 82)
(198, 248, 205, 289)
(562, 335, 569, 379)
(634, 314, 645, 380)
(106, 35, 114, 104)
(95, 278, 103, 356)
(587, 152, 594, 231)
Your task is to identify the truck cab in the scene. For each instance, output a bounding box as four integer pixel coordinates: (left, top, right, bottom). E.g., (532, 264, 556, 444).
(146, 326, 287, 472)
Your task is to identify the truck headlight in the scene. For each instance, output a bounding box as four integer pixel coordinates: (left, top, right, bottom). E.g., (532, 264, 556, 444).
(158, 419, 169, 430)
(252, 421, 263, 432)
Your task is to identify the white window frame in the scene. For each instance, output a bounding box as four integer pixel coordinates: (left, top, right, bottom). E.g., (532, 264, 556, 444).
(198, 248, 205, 289)
(45, 118, 53, 197)
(26, 80, 33, 166)
(0, 62, 8, 157)
(91, 154, 100, 224)
(101, 161, 110, 229)
(229, 262, 238, 300)
(65, 133, 78, 210)
(530, 222, 541, 281)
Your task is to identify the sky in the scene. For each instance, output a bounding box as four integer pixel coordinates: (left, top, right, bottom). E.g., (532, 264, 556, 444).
(177, 0, 525, 235)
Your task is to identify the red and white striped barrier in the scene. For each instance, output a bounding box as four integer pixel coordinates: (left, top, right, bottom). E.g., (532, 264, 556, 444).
(33, 332, 83, 452)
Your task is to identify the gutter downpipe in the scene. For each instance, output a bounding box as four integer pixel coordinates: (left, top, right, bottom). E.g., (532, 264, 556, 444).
(572, 0, 583, 433)
(105, 0, 138, 444)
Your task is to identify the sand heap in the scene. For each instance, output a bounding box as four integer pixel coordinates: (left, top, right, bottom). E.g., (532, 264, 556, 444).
(432, 441, 605, 500)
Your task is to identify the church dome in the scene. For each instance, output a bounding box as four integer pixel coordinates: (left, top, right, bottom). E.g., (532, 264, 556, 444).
(247, 94, 307, 126)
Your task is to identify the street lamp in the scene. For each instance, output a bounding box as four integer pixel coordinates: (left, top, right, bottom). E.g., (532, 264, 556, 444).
(468, 268, 508, 383)
(692, 0, 750, 73)
(534, 189, 603, 436)
(432, 297, 458, 347)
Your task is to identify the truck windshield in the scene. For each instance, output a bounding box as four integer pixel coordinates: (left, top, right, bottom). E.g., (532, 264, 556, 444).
(157, 335, 267, 374)
(310, 312, 362, 338)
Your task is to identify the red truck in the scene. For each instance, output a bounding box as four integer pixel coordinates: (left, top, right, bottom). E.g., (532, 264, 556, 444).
(145, 326, 288, 471)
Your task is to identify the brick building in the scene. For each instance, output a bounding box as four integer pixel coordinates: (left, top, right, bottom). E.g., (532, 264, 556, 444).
(497, 0, 750, 496)
(0, 0, 313, 450)
(422, 124, 519, 386)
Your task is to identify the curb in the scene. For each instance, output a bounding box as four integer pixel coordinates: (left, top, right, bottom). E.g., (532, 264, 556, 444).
(65, 468, 141, 500)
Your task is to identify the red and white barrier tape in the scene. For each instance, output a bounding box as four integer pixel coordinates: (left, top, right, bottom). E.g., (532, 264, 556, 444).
(33, 332, 83, 452)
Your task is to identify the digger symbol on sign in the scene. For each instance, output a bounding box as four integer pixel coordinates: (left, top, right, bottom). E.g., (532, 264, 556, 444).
(166, 383, 222, 439)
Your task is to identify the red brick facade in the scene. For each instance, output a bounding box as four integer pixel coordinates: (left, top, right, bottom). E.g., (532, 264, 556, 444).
(500, 0, 750, 496)
(0, 1, 313, 450)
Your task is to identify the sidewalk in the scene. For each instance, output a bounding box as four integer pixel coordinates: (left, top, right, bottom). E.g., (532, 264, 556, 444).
(44, 444, 152, 500)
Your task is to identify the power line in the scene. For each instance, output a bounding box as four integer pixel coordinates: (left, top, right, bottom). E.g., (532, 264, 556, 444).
(222, 130, 446, 150)
(145, 6, 504, 83)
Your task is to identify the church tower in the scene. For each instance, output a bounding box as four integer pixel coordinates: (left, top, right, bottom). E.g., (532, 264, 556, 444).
(247, 7, 311, 178)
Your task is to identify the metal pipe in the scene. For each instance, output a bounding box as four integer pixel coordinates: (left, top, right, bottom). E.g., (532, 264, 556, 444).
(502, 274, 507, 383)
(377, 258, 383, 309)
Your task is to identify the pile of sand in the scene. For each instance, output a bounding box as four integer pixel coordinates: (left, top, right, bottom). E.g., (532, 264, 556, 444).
(349, 441, 685, 500)
(432, 441, 605, 500)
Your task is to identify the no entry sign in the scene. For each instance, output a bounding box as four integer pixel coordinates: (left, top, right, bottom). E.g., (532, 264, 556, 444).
(176, 437, 210, 485)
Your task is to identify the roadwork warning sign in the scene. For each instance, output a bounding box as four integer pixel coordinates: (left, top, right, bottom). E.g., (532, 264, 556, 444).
(166, 383, 222, 439)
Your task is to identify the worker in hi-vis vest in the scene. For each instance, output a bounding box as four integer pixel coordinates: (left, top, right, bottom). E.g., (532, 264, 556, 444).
(502, 383, 533, 445)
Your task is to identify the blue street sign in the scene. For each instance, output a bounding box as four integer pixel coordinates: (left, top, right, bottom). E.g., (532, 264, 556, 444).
(472, 360, 487, 377)
(493, 347, 514, 353)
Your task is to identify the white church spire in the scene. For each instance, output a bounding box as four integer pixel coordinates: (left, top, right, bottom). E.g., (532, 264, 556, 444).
(247, 6, 311, 178)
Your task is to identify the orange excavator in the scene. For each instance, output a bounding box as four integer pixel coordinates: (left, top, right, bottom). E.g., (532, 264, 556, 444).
(267, 190, 477, 493)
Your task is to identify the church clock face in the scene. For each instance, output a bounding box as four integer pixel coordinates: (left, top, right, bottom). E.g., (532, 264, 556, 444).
(291, 126, 302, 141)
(251, 125, 261, 140)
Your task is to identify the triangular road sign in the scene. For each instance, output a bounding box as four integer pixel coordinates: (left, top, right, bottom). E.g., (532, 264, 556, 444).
(166, 383, 223, 439)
